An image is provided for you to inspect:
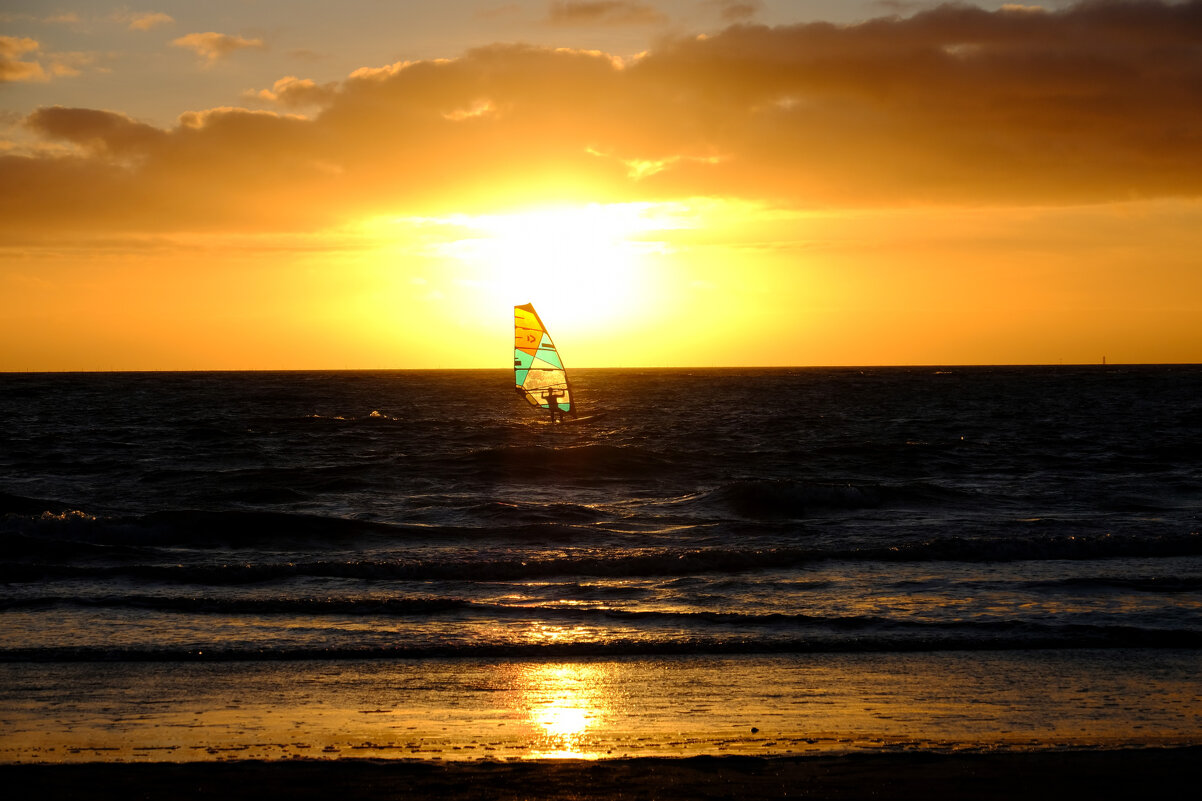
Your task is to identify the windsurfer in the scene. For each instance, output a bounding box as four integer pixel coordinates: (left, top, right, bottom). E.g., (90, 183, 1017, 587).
(543, 387, 563, 423)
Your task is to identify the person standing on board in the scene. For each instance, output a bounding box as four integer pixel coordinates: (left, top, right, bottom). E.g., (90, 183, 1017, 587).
(543, 387, 563, 423)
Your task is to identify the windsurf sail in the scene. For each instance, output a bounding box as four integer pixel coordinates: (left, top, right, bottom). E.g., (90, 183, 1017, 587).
(514, 303, 575, 418)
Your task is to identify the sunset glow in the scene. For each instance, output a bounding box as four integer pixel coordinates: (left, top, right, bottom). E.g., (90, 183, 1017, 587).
(430, 202, 675, 330)
(3, 1, 1201, 370)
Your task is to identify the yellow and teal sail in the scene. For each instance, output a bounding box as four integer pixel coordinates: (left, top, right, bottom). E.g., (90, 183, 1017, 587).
(514, 303, 574, 417)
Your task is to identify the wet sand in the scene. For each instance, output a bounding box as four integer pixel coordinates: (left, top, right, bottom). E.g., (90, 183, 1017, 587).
(3, 653, 1201, 798)
(4, 748, 1201, 800)
(5, 653, 1202, 763)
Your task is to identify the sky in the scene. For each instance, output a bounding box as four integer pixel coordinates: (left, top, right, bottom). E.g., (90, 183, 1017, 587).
(3, 0, 1201, 370)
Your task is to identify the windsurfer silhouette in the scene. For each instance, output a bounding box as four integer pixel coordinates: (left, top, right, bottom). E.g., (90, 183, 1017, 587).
(543, 387, 563, 423)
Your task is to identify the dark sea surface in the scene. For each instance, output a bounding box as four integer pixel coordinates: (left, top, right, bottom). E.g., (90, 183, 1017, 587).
(2, 366, 1201, 663)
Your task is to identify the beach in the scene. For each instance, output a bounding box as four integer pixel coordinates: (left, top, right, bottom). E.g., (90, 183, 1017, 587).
(3, 652, 1201, 798)
(6, 748, 1202, 800)
(4, 653, 1201, 764)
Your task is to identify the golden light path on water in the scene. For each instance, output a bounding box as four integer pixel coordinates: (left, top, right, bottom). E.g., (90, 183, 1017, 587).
(513, 661, 613, 759)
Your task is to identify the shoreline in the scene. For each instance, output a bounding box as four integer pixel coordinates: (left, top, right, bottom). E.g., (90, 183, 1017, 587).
(5, 747, 1201, 799)
(5, 651, 1202, 764)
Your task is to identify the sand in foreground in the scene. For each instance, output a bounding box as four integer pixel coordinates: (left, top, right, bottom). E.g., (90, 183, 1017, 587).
(5, 652, 1202, 763)
(4, 748, 1201, 800)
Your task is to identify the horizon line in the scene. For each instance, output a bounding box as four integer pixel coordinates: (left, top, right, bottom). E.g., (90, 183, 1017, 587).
(3, 362, 1200, 375)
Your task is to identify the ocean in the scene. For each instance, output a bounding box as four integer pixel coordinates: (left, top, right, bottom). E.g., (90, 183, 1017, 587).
(2, 366, 1201, 761)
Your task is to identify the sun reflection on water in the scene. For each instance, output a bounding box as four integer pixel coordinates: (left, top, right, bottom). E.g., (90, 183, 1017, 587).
(513, 662, 611, 759)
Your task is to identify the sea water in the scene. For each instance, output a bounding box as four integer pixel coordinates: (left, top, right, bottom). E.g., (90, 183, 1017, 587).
(1, 367, 1200, 759)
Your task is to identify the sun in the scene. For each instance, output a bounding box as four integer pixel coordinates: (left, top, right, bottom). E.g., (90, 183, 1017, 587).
(439, 202, 679, 330)
(355, 200, 698, 367)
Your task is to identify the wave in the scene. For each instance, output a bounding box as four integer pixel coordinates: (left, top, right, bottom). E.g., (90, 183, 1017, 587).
(3, 595, 904, 622)
(0, 594, 476, 615)
(6, 594, 1200, 653)
(3, 624, 1199, 663)
(0, 503, 606, 551)
(706, 480, 883, 518)
(702, 479, 973, 518)
(139, 463, 378, 497)
(467, 500, 606, 525)
(1022, 576, 1202, 593)
(870, 531, 1202, 562)
(461, 443, 674, 479)
(0, 491, 75, 517)
(4, 530, 1200, 584)
(1, 507, 400, 549)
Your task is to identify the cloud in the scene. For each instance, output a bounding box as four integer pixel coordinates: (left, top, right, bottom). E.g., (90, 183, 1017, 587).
(127, 12, 174, 31)
(1, 36, 46, 82)
(172, 32, 266, 63)
(6, 1, 1202, 238)
(709, 1, 763, 23)
(2, 37, 101, 83)
(546, 1, 668, 26)
(46, 51, 96, 78)
(25, 107, 167, 156)
(245, 76, 339, 109)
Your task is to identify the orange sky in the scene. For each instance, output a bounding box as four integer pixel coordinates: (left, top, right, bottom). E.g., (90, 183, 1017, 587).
(3, 1, 1201, 370)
